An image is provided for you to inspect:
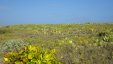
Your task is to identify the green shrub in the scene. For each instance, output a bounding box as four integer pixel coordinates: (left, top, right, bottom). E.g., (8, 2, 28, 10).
(3, 45, 61, 64)
(97, 31, 113, 42)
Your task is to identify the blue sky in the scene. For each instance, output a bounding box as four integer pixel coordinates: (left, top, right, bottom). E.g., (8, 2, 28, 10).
(0, 0, 113, 25)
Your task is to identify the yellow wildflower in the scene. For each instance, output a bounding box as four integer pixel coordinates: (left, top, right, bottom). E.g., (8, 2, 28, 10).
(28, 45, 37, 51)
(4, 58, 9, 61)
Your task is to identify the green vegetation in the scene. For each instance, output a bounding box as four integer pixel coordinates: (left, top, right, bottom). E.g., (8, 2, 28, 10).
(0, 39, 29, 52)
(0, 23, 113, 64)
(4, 45, 61, 64)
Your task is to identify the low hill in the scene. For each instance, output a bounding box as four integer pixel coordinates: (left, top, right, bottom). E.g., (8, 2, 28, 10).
(0, 23, 113, 64)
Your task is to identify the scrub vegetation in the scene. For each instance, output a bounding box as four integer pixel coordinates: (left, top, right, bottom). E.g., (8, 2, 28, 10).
(0, 23, 113, 64)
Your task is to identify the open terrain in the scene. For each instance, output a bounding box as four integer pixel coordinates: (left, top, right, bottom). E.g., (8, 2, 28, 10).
(0, 23, 113, 64)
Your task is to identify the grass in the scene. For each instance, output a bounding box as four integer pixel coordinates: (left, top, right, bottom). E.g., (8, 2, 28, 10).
(0, 23, 113, 64)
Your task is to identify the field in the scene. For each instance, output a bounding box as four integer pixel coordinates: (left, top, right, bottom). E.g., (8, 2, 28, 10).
(0, 23, 113, 64)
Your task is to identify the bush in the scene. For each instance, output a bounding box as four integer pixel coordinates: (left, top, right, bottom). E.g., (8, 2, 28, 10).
(3, 45, 61, 64)
(97, 32, 113, 42)
(0, 39, 29, 52)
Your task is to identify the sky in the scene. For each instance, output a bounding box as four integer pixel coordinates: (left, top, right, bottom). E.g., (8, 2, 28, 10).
(0, 0, 113, 25)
